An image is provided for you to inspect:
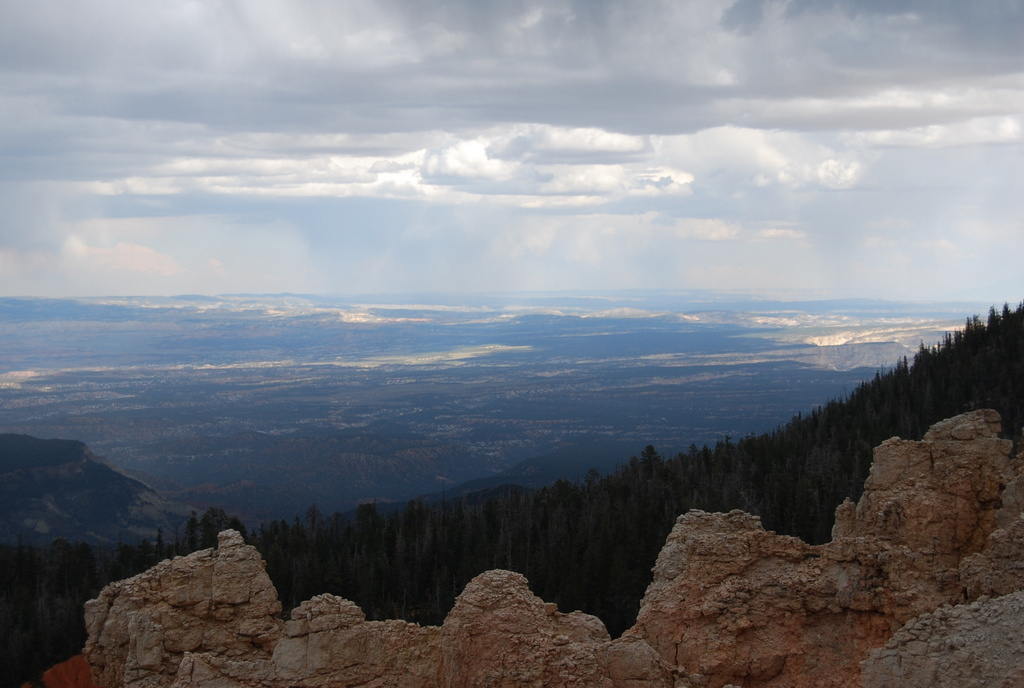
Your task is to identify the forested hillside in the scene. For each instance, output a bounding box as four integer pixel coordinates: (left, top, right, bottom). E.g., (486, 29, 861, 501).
(3, 302, 1022, 687)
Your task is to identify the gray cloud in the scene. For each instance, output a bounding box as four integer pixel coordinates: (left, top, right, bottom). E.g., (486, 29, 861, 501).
(0, 0, 1021, 301)
(2, 0, 1017, 143)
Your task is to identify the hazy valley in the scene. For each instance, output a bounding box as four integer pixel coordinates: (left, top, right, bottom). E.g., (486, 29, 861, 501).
(0, 292, 982, 527)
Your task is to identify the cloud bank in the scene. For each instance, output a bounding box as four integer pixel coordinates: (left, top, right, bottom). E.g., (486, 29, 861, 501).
(1, 0, 1021, 300)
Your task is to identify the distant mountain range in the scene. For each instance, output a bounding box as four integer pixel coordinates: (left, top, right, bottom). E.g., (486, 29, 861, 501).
(0, 434, 191, 545)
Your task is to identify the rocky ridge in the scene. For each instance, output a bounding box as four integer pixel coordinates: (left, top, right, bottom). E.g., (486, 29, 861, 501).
(84, 410, 1024, 687)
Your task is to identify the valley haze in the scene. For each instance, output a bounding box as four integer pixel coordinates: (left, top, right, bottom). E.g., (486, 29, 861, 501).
(0, 291, 987, 526)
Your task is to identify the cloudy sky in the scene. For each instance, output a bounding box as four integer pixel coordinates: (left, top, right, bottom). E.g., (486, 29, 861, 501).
(1, 0, 1021, 301)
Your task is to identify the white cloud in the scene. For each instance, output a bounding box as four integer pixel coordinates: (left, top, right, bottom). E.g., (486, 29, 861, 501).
(530, 126, 649, 156)
(847, 116, 1023, 148)
(658, 126, 863, 191)
(630, 167, 695, 196)
(815, 159, 861, 189)
(537, 164, 627, 195)
(422, 140, 517, 181)
(77, 125, 693, 207)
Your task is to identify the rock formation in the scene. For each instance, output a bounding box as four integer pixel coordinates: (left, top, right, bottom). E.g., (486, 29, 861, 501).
(441, 569, 673, 688)
(84, 530, 282, 688)
(860, 591, 1024, 688)
(629, 408, 1024, 687)
(84, 533, 674, 687)
(84, 410, 1024, 688)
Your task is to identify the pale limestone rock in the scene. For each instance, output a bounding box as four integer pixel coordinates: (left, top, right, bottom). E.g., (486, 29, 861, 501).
(84, 530, 282, 688)
(270, 593, 441, 688)
(860, 591, 1024, 688)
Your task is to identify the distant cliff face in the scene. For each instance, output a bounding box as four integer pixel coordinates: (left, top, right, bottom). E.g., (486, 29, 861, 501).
(84, 410, 1024, 688)
(0, 434, 192, 545)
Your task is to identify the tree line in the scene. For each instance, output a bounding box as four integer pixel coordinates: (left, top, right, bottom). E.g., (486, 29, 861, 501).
(4, 302, 1023, 688)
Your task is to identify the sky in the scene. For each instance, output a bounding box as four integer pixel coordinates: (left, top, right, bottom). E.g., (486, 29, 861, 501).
(0, 0, 1022, 302)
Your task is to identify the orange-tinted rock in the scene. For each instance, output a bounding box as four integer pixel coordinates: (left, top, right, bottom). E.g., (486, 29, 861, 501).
(630, 510, 898, 687)
(833, 409, 1012, 556)
(268, 593, 441, 688)
(33, 655, 100, 688)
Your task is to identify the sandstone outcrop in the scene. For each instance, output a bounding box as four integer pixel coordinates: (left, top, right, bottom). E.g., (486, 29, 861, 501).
(629, 509, 892, 687)
(84, 535, 673, 687)
(84, 530, 282, 688)
(269, 593, 441, 688)
(831, 409, 1013, 555)
(85, 410, 1024, 688)
(628, 409, 1024, 688)
(860, 591, 1024, 688)
(441, 569, 673, 688)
